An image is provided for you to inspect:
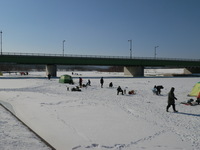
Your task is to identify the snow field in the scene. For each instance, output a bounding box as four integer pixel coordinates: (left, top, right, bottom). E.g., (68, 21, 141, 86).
(0, 71, 200, 150)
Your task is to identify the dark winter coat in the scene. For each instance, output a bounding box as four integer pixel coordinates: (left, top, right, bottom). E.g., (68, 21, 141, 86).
(79, 77, 83, 86)
(168, 88, 177, 104)
(156, 85, 164, 95)
(100, 78, 104, 84)
(109, 82, 113, 87)
(117, 86, 123, 92)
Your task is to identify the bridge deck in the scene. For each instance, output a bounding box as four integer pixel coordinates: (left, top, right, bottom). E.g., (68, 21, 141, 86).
(0, 52, 199, 67)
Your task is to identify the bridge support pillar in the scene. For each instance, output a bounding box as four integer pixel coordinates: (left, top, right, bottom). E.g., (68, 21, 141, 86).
(46, 64, 57, 77)
(124, 66, 144, 77)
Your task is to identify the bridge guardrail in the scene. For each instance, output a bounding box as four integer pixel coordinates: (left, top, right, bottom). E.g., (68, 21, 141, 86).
(1, 52, 200, 62)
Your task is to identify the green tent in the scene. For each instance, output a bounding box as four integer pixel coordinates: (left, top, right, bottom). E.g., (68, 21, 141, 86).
(59, 75, 73, 84)
(189, 82, 200, 97)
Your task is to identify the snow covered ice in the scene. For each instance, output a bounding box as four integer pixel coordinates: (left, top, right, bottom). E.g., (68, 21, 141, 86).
(0, 71, 200, 150)
(0, 105, 51, 150)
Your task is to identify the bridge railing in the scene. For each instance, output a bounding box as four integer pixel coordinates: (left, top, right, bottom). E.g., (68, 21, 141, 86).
(1, 52, 200, 62)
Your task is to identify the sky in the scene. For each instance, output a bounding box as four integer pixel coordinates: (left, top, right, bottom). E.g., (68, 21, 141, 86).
(0, 0, 200, 59)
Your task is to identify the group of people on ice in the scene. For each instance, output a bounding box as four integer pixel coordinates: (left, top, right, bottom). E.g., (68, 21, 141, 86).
(116, 86, 135, 95)
(167, 88, 200, 112)
(152, 85, 178, 112)
(152, 84, 200, 112)
(70, 76, 200, 113)
(100, 77, 135, 95)
(152, 84, 178, 112)
(74, 77, 135, 96)
(79, 77, 91, 88)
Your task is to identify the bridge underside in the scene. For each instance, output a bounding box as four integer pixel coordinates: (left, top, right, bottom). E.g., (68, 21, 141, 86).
(124, 66, 144, 77)
(124, 67, 200, 77)
(45, 65, 200, 77)
(45, 65, 146, 77)
(46, 65, 57, 77)
(184, 67, 200, 74)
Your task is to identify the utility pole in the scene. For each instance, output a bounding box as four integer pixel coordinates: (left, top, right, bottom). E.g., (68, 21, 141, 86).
(154, 46, 159, 58)
(128, 39, 132, 58)
(0, 31, 2, 55)
(63, 40, 65, 56)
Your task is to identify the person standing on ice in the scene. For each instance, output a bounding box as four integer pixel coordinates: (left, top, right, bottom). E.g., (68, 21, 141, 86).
(47, 74, 51, 80)
(100, 77, 104, 88)
(79, 77, 83, 87)
(166, 87, 178, 112)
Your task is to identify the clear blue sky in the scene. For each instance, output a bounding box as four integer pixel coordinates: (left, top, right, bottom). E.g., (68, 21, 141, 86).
(0, 0, 200, 59)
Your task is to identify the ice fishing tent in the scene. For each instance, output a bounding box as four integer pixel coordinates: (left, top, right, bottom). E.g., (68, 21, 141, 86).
(189, 82, 200, 96)
(59, 75, 73, 84)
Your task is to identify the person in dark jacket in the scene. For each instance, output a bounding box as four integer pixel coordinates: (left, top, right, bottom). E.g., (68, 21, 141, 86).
(166, 87, 178, 112)
(109, 82, 113, 88)
(156, 85, 164, 95)
(100, 77, 104, 88)
(88, 79, 91, 86)
(117, 86, 124, 95)
(48, 74, 51, 80)
(79, 77, 83, 87)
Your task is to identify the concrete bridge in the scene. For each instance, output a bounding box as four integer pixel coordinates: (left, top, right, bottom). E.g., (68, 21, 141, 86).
(0, 52, 200, 77)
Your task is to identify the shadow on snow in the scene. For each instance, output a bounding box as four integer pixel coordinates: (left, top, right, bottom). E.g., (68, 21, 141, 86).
(177, 112, 200, 117)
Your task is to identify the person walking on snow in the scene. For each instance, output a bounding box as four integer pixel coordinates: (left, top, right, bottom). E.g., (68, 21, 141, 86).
(100, 77, 104, 88)
(166, 87, 178, 112)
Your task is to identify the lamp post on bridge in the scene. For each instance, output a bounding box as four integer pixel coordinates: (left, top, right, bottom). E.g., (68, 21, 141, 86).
(0, 31, 2, 55)
(62, 40, 66, 56)
(154, 46, 159, 58)
(128, 39, 132, 59)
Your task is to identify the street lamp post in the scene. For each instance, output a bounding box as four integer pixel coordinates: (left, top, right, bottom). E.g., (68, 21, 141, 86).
(0, 31, 2, 55)
(63, 40, 66, 56)
(154, 46, 159, 58)
(128, 40, 132, 59)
